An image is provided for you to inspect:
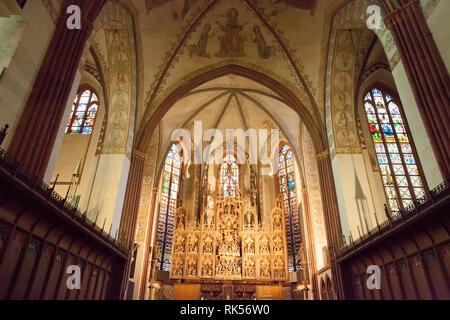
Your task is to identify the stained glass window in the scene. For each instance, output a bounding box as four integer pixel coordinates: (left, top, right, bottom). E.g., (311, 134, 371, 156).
(65, 88, 99, 134)
(157, 144, 183, 271)
(364, 88, 426, 214)
(278, 144, 302, 272)
(220, 154, 239, 199)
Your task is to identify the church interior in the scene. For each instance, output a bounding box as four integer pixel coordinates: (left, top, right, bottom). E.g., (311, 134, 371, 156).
(0, 0, 449, 300)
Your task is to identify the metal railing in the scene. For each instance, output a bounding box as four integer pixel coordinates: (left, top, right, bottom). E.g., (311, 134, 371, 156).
(338, 179, 450, 259)
(0, 147, 128, 255)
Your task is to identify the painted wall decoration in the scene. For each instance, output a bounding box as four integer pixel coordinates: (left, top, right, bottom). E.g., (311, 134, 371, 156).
(91, 1, 138, 156)
(324, 0, 400, 157)
(188, 23, 214, 58)
(302, 128, 327, 270)
(140, 0, 319, 146)
(103, 26, 132, 154)
(331, 29, 360, 154)
(253, 26, 277, 59)
(216, 8, 247, 57)
(187, 9, 280, 60)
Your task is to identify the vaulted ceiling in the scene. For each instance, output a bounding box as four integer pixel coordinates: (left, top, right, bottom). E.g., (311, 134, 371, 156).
(127, 0, 339, 137)
(87, 0, 370, 151)
(157, 74, 303, 165)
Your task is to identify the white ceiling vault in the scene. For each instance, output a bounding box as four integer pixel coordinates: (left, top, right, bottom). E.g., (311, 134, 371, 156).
(156, 74, 303, 171)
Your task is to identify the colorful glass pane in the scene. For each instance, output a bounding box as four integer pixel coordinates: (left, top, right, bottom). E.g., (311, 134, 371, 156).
(364, 88, 425, 214)
(65, 89, 99, 135)
(157, 144, 183, 271)
(400, 144, 412, 155)
(407, 165, 419, 176)
(390, 154, 402, 164)
(387, 143, 398, 154)
(414, 188, 425, 199)
(220, 155, 239, 199)
(393, 165, 405, 175)
(375, 143, 385, 154)
(278, 144, 302, 272)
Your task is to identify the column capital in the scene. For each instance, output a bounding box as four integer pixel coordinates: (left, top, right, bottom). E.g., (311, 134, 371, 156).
(315, 150, 330, 160)
(132, 149, 146, 160)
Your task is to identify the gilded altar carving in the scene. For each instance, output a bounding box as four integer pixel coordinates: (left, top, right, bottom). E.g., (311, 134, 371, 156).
(174, 234, 185, 253)
(187, 233, 198, 253)
(175, 206, 186, 230)
(170, 188, 289, 281)
(202, 234, 214, 254)
(172, 255, 184, 277)
(186, 255, 197, 277)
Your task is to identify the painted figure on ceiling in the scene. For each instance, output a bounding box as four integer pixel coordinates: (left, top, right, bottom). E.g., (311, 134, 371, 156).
(216, 8, 246, 57)
(253, 26, 276, 59)
(188, 23, 213, 58)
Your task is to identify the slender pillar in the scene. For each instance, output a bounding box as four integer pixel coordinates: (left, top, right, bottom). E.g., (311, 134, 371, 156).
(316, 150, 345, 299)
(384, 0, 450, 180)
(118, 149, 145, 299)
(301, 187, 319, 300)
(139, 187, 158, 300)
(7, 0, 106, 178)
(119, 150, 146, 251)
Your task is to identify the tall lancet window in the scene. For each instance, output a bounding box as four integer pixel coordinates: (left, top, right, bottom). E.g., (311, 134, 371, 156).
(220, 154, 239, 199)
(157, 144, 183, 271)
(364, 88, 426, 214)
(278, 144, 302, 272)
(65, 88, 99, 134)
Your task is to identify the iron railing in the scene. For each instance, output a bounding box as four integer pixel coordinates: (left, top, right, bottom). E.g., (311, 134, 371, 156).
(0, 147, 128, 255)
(338, 179, 450, 259)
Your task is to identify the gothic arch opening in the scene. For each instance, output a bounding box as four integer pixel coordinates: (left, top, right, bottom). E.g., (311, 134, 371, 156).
(128, 66, 339, 300)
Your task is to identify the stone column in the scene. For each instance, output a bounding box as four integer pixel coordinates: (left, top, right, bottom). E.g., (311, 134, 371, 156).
(7, 0, 106, 178)
(300, 187, 319, 300)
(316, 150, 345, 299)
(118, 149, 145, 299)
(384, 0, 450, 180)
(119, 149, 146, 251)
(139, 187, 158, 300)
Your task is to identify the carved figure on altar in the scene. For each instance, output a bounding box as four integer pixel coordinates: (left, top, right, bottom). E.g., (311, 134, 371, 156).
(244, 236, 255, 255)
(244, 257, 255, 277)
(202, 256, 213, 277)
(272, 235, 283, 254)
(260, 257, 271, 277)
(272, 207, 283, 230)
(260, 235, 270, 254)
(273, 256, 285, 278)
(203, 234, 214, 254)
(205, 209, 214, 227)
(187, 234, 198, 253)
(172, 256, 184, 277)
(175, 206, 186, 230)
(174, 234, 185, 253)
(244, 209, 254, 226)
(186, 255, 197, 276)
